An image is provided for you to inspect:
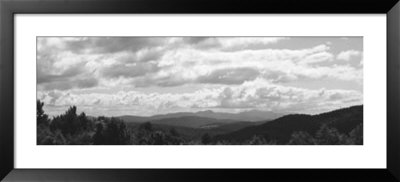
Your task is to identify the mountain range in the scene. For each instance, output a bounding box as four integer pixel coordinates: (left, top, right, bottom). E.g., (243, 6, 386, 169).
(214, 105, 363, 144)
(119, 109, 286, 123)
(119, 106, 363, 144)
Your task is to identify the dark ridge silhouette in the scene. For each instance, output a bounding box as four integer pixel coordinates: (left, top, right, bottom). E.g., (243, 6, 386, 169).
(214, 105, 363, 144)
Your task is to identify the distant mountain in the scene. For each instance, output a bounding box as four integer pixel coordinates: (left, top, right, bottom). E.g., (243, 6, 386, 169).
(214, 105, 363, 144)
(144, 116, 235, 128)
(194, 110, 285, 122)
(119, 115, 149, 123)
(119, 109, 286, 123)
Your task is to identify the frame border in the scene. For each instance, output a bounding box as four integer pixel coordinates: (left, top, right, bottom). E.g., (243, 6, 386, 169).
(1, 0, 399, 181)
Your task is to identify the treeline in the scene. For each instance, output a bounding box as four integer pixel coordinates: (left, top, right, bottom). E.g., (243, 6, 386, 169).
(37, 100, 186, 145)
(37, 100, 362, 145)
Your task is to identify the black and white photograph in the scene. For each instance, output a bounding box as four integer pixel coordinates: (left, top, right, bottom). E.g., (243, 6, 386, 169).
(36, 37, 363, 145)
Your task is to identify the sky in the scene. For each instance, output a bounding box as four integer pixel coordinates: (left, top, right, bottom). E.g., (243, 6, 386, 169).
(37, 37, 363, 117)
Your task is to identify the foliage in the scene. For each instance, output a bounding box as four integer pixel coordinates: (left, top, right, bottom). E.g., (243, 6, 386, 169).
(37, 100, 49, 126)
(288, 131, 316, 145)
(315, 124, 348, 145)
(131, 122, 184, 145)
(37, 100, 363, 145)
(93, 117, 131, 145)
(201, 133, 212, 144)
(346, 124, 363, 145)
(287, 123, 363, 145)
(246, 135, 277, 145)
(37, 100, 129, 145)
(215, 105, 363, 144)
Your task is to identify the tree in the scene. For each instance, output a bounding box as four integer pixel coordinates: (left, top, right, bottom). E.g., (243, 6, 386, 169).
(288, 131, 316, 145)
(93, 123, 105, 145)
(102, 118, 131, 145)
(50, 106, 94, 136)
(315, 124, 348, 145)
(347, 124, 363, 145)
(50, 106, 79, 135)
(37, 100, 49, 126)
(148, 131, 168, 145)
(201, 133, 212, 144)
(169, 128, 179, 137)
(37, 100, 60, 145)
(247, 135, 267, 145)
(139, 122, 153, 132)
(77, 112, 91, 131)
(37, 129, 67, 145)
(246, 135, 277, 145)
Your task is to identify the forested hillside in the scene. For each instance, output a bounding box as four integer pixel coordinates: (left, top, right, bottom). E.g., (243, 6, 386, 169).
(37, 100, 362, 145)
(215, 105, 363, 144)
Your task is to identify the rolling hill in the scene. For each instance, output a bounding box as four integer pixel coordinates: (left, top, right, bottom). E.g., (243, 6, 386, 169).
(142, 116, 235, 128)
(119, 109, 285, 123)
(125, 119, 261, 140)
(214, 105, 363, 144)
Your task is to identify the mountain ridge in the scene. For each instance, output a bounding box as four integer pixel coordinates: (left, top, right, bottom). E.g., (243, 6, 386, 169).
(214, 105, 363, 144)
(119, 109, 287, 123)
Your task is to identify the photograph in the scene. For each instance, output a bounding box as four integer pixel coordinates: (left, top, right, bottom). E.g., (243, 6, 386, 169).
(36, 36, 363, 145)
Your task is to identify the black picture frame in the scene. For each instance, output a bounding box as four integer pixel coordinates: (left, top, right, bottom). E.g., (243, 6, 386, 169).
(1, 0, 399, 181)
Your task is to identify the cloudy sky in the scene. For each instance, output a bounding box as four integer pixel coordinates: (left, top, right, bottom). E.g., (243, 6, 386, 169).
(37, 37, 363, 117)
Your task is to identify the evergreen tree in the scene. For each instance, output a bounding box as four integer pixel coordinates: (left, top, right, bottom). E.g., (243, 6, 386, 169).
(37, 100, 49, 126)
(201, 133, 212, 144)
(315, 124, 347, 145)
(93, 123, 105, 145)
(288, 131, 316, 145)
(348, 124, 363, 145)
(102, 118, 131, 145)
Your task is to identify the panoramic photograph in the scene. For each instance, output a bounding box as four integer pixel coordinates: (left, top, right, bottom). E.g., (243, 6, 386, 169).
(36, 37, 363, 145)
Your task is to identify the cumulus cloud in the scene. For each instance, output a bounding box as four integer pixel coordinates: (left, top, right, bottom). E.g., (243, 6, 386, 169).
(128, 44, 360, 87)
(337, 50, 362, 61)
(38, 78, 362, 116)
(216, 78, 362, 112)
(37, 37, 363, 116)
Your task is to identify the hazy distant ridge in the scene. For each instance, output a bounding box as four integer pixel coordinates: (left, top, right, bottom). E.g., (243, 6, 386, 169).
(119, 109, 286, 123)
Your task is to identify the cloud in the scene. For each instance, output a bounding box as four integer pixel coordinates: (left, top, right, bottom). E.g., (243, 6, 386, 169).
(215, 78, 362, 112)
(37, 38, 362, 91)
(37, 61, 87, 84)
(217, 37, 287, 51)
(184, 37, 212, 45)
(63, 37, 166, 54)
(300, 51, 334, 65)
(40, 77, 99, 91)
(36, 55, 100, 91)
(126, 44, 360, 87)
(38, 78, 362, 116)
(197, 67, 260, 85)
(337, 50, 362, 61)
(182, 37, 286, 51)
(37, 37, 363, 116)
(101, 62, 159, 79)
